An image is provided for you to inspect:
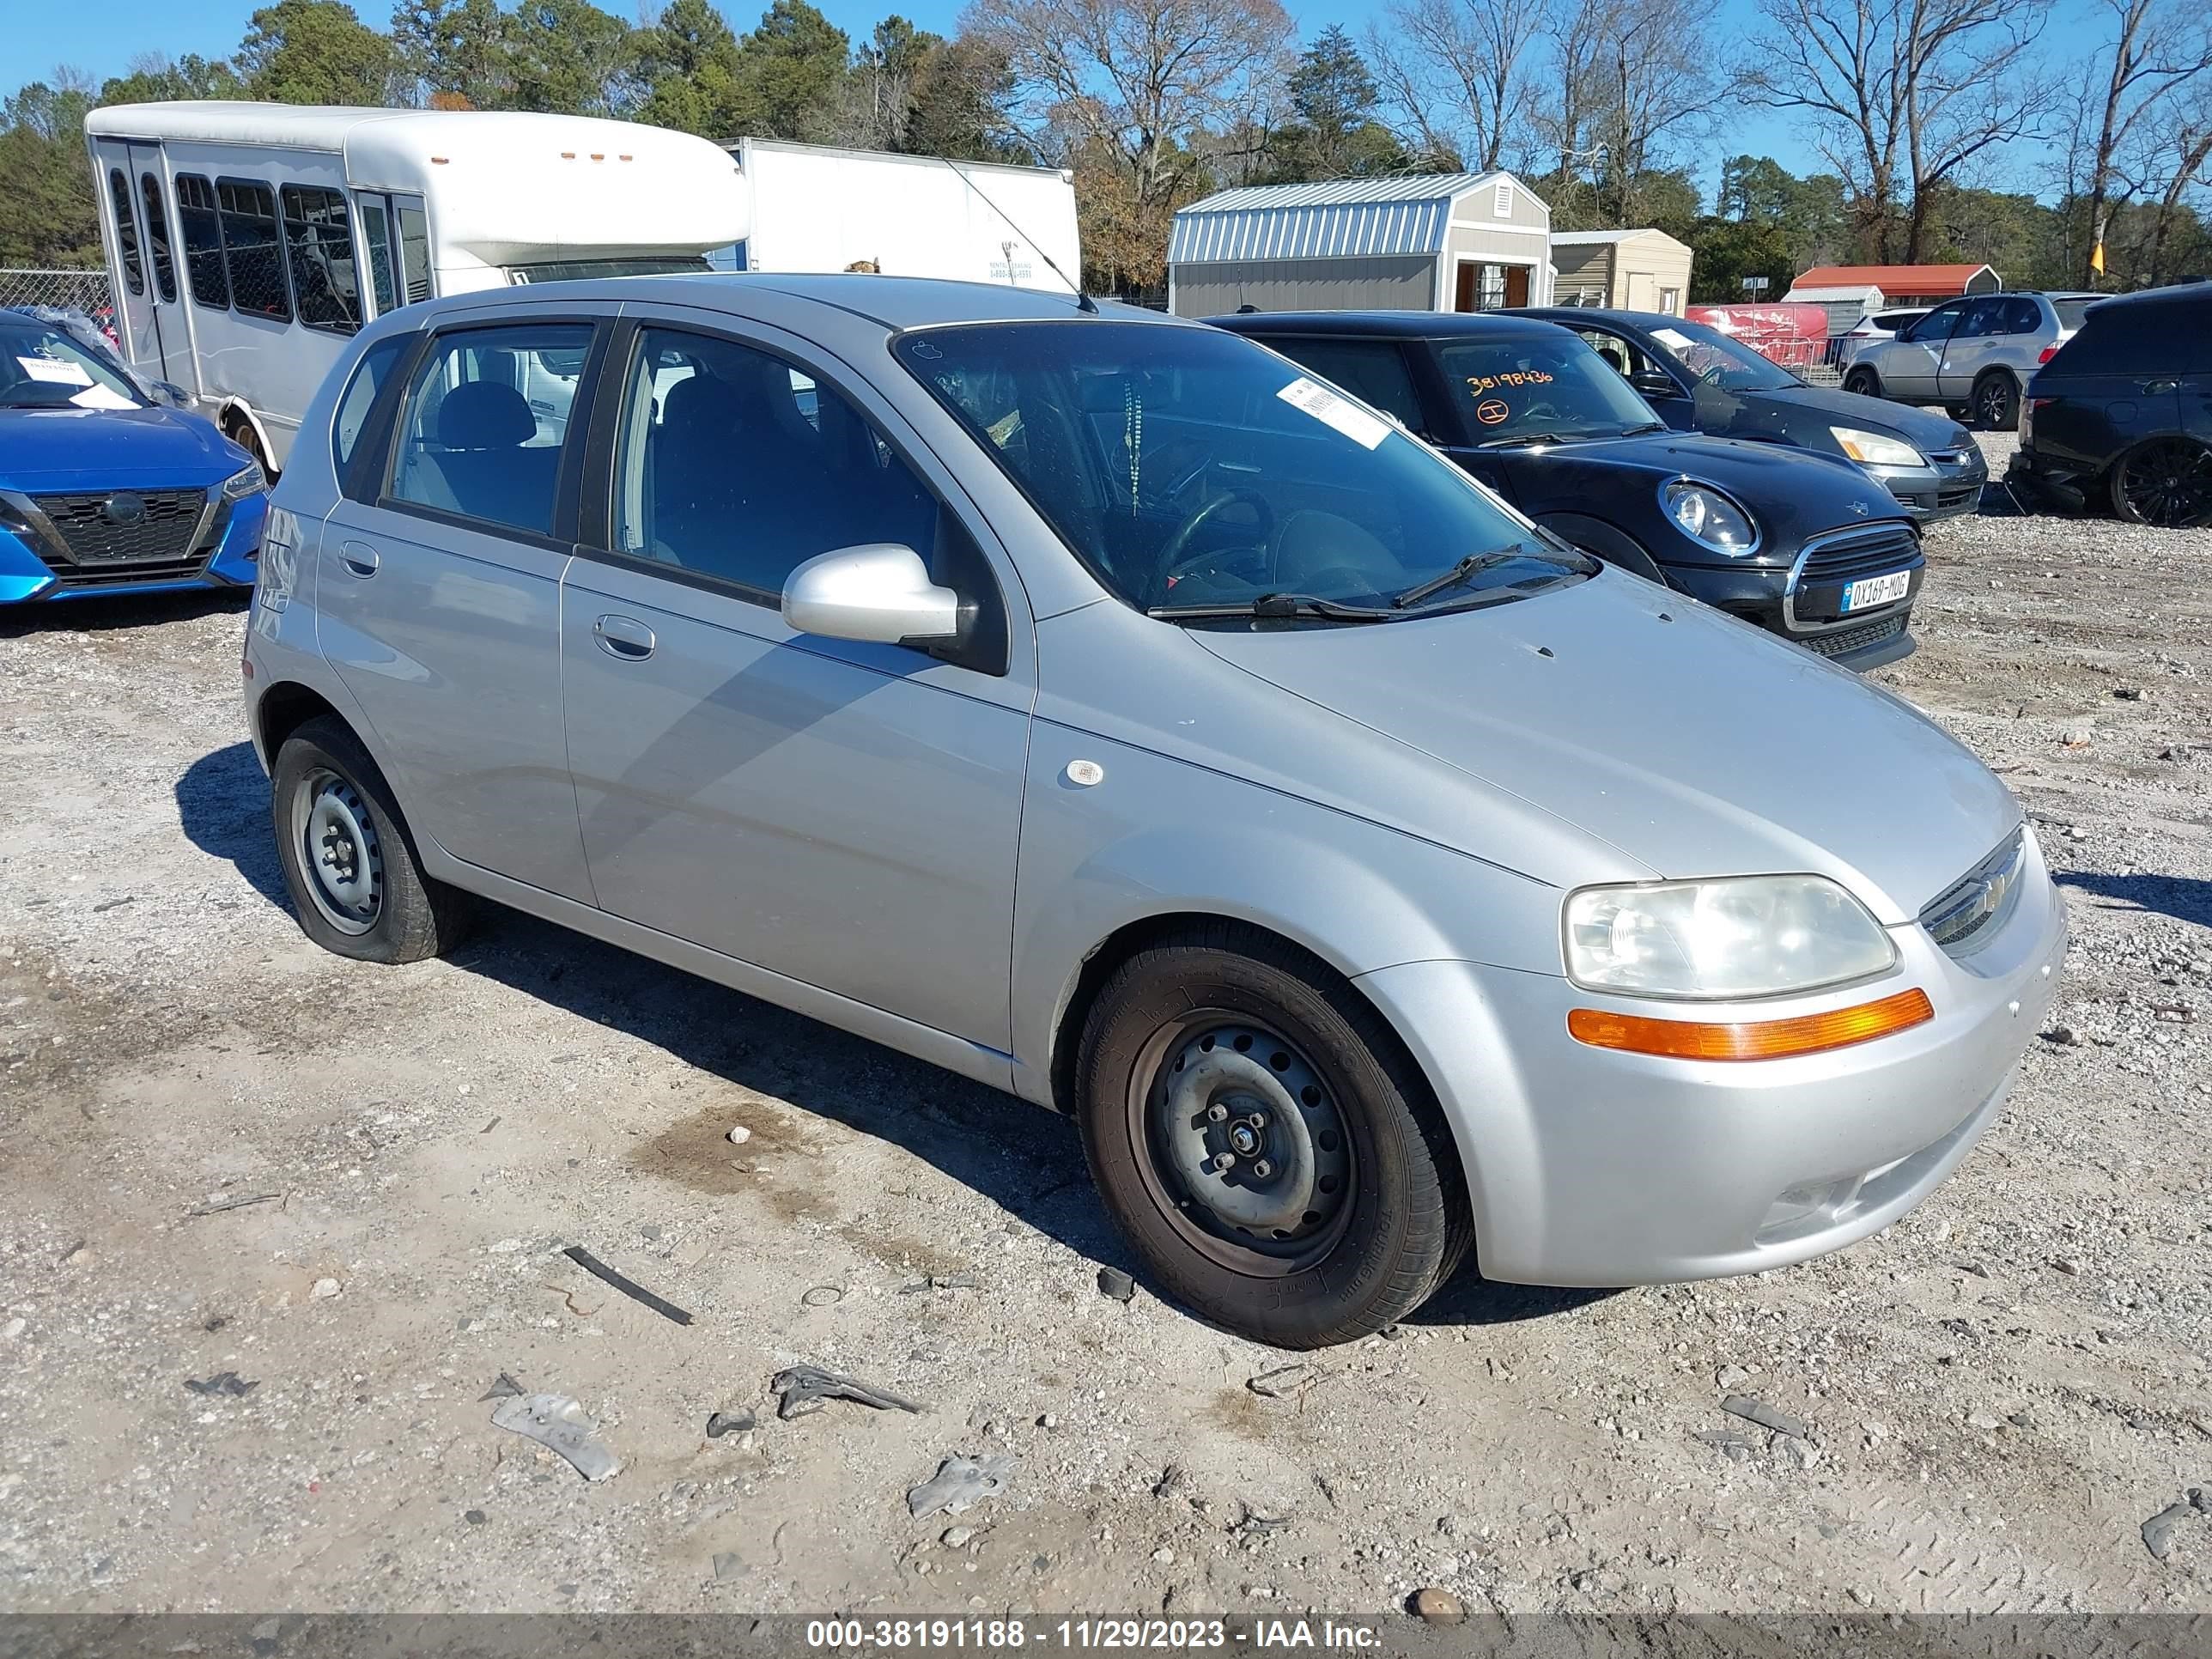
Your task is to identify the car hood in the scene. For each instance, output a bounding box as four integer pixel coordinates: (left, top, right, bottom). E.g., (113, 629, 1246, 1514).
(1478, 430, 1908, 561)
(1190, 568, 2020, 922)
(0, 404, 243, 490)
(1695, 382, 1975, 455)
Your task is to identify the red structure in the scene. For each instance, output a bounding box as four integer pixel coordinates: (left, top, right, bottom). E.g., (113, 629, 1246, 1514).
(1791, 264, 2000, 304)
(1684, 302, 1829, 370)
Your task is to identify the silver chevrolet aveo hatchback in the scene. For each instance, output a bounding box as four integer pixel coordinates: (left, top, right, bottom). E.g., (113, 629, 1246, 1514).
(245, 276, 2064, 1349)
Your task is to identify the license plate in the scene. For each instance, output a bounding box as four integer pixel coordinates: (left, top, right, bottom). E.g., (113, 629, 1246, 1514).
(1842, 570, 1911, 612)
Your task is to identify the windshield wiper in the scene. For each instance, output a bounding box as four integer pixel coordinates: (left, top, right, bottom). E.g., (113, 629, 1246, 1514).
(1618, 421, 1669, 435)
(1392, 550, 1525, 609)
(1147, 592, 1396, 623)
(1474, 430, 1579, 449)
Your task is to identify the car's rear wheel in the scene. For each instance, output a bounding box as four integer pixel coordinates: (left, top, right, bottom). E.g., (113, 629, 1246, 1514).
(270, 715, 471, 963)
(2112, 437, 2212, 529)
(1972, 370, 2019, 432)
(1843, 367, 1882, 398)
(1076, 925, 1470, 1348)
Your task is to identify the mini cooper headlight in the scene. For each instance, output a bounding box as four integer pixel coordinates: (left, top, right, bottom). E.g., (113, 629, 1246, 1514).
(1564, 875, 1897, 1000)
(1662, 481, 1758, 553)
(1830, 426, 1924, 468)
(222, 459, 268, 500)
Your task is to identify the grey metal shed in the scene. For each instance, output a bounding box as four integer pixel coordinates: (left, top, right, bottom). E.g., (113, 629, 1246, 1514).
(1168, 172, 1553, 319)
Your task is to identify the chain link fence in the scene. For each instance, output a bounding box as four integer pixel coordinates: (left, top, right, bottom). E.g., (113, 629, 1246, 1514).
(0, 267, 117, 319)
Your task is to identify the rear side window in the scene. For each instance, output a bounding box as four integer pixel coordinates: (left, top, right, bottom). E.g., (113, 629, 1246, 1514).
(279, 185, 363, 335)
(139, 174, 177, 303)
(2056, 303, 2181, 375)
(333, 333, 413, 484)
(390, 325, 592, 535)
(175, 175, 228, 309)
(2000, 297, 2040, 335)
(2052, 297, 2098, 332)
(108, 168, 143, 296)
(1952, 299, 2006, 339)
(218, 179, 291, 321)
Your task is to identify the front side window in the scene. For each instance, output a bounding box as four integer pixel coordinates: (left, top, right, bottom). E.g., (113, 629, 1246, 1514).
(139, 174, 177, 303)
(1438, 335, 1661, 444)
(108, 168, 143, 296)
(611, 326, 940, 597)
(175, 174, 228, 309)
(218, 179, 291, 321)
(1642, 319, 1797, 390)
(0, 319, 145, 410)
(896, 321, 1589, 619)
(1573, 327, 1656, 380)
(334, 333, 413, 483)
(279, 185, 363, 335)
(390, 325, 591, 534)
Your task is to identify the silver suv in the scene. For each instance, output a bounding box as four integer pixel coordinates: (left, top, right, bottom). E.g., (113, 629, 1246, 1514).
(244, 274, 2063, 1347)
(1843, 291, 2100, 430)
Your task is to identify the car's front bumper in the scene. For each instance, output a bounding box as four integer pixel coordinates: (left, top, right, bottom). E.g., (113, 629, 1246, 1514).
(1865, 450, 1987, 522)
(1358, 831, 2065, 1286)
(1662, 560, 1918, 671)
(0, 489, 265, 603)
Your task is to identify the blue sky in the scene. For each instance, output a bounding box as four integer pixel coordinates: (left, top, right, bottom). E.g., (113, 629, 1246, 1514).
(17, 0, 2071, 205)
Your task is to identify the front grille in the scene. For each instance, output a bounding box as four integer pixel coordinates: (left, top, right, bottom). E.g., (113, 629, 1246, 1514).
(1797, 523, 1923, 586)
(1803, 612, 1906, 659)
(1920, 828, 2027, 956)
(1936, 483, 1980, 511)
(33, 489, 207, 567)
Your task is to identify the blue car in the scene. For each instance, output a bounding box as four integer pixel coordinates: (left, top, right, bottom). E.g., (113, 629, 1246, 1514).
(0, 309, 266, 604)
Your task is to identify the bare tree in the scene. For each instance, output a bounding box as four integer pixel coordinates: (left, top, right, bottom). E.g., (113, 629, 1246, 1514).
(1364, 0, 1553, 173)
(1749, 0, 2054, 260)
(961, 0, 1292, 287)
(1582, 0, 1734, 224)
(2068, 0, 2212, 283)
(2124, 82, 2212, 283)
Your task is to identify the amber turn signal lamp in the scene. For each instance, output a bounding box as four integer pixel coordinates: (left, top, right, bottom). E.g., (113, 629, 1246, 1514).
(1567, 988, 1934, 1061)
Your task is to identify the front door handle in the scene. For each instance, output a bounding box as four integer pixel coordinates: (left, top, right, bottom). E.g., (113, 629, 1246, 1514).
(339, 540, 379, 578)
(2142, 379, 2179, 394)
(592, 613, 656, 660)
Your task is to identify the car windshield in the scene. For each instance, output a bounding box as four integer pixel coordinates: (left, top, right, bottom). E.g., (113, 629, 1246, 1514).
(1435, 335, 1660, 443)
(1642, 319, 1798, 391)
(896, 320, 1591, 620)
(0, 322, 145, 410)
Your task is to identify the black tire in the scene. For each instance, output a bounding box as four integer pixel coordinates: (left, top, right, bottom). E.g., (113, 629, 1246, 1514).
(270, 714, 471, 963)
(1076, 923, 1471, 1348)
(225, 415, 276, 482)
(2110, 436, 2212, 528)
(1972, 370, 2018, 433)
(1843, 367, 1882, 398)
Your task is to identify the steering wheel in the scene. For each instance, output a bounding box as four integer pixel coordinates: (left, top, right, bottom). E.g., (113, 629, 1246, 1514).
(1148, 488, 1277, 606)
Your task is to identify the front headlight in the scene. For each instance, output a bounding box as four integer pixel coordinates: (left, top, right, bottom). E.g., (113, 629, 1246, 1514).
(1564, 875, 1898, 1000)
(221, 459, 267, 500)
(1831, 426, 1923, 468)
(1662, 481, 1758, 553)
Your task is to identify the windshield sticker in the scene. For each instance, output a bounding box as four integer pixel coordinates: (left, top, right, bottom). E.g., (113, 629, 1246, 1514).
(1474, 398, 1510, 425)
(19, 356, 94, 386)
(1462, 369, 1553, 395)
(1277, 377, 1389, 449)
(70, 385, 136, 410)
(1651, 328, 1695, 354)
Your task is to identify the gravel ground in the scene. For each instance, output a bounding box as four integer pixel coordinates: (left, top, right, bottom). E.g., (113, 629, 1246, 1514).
(3, 432, 2209, 1620)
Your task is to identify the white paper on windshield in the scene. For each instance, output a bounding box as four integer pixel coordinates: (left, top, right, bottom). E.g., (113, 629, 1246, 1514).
(69, 385, 136, 410)
(1277, 377, 1390, 449)
(19, 356, 94, 386)
(1650, 328, 1695, 354)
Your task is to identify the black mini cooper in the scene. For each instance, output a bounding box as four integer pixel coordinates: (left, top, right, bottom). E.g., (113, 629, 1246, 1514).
(1214, 311, 1927, 671)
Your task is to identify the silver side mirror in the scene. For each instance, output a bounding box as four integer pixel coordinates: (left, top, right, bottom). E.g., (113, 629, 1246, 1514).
(781, 543, 961, 645)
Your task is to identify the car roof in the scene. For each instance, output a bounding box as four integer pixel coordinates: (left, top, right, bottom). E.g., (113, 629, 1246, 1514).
(402, 272, 1181, 334)
(2075, 279, 2212, 313)
(1212, 309, 1572, 341)
(1511, 307, 1683, 330)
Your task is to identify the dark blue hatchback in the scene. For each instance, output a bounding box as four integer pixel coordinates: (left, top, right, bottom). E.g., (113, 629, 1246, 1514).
(0, 310, 267, 604)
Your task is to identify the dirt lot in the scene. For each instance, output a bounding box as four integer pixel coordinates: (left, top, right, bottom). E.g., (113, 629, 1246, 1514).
(3, 431, 2209, 1620)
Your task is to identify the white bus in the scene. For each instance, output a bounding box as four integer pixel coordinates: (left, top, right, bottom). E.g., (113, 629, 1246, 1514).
(84, 103, 748, 470)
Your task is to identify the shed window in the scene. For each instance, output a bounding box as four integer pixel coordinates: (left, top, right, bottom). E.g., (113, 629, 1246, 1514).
(218, 179, 291, 321)
(176, 175, 228, 309)
(1493, 180, 1513, 218)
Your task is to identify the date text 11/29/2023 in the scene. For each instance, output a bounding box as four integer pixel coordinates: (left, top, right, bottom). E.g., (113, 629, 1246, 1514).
(804, 1620, 1387, 1650)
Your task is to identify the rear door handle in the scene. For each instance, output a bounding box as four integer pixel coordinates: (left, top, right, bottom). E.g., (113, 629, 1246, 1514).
(338, 540, 380, 578)
(592, 613, 656, 660)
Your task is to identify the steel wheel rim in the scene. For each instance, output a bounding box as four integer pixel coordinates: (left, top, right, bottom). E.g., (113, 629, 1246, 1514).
(2119, 441, 2212, 528)
(1127, 1013, 1355, 1276)
(295, 767, 383, 935)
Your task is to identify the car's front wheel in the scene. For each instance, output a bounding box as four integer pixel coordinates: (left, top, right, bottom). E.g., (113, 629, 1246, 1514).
(1843, 366, 1882, 398)
(1972, 370, 2019, 432)
(271, 715, 471, 963)
(1076, 925, 1470, 1348)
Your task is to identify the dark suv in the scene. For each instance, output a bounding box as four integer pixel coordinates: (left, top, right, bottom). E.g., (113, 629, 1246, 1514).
(1215, 310, 1926, 670)
(2009, 283, 2212, 527)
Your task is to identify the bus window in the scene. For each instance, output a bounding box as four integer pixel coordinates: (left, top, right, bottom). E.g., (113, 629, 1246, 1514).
(175, 175, 228, 309)
(218, 179, 291, 322)
(359, 197, 398, 316)
(108, 168, 144, 296)
(139, 173, 177, 303)
(397, 202, 432, 305)
(279, 184, 363, 335)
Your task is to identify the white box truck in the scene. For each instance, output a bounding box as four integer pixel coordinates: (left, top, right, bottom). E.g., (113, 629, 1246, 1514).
(722, 138, 1081, 296)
